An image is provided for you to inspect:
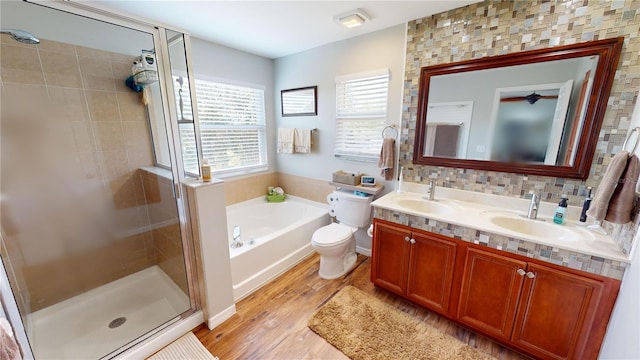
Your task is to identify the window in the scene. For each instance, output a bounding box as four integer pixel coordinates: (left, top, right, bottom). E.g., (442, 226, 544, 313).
(176, 77, 267, 175)
(334, 70, 389, 162)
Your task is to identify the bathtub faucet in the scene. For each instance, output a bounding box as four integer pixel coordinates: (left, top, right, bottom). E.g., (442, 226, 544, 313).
(231, 225, 243, 248)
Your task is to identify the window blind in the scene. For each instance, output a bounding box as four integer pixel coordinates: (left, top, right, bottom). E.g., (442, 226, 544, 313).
(176, 77, 267, 175)
(334, 71, 389, 161)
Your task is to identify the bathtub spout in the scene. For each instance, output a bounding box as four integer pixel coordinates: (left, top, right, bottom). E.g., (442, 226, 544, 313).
(231, 225, 243, 248)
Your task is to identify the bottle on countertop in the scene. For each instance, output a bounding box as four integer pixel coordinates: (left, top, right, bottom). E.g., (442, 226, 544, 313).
(579, 187, 593, 223)
(201, 159, 211, 182)
(553, 196, 568, 224)
(396, 166, 404, 193)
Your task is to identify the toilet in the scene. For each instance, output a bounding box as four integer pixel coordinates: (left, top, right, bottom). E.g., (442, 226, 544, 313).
(311, 189, 373, 279)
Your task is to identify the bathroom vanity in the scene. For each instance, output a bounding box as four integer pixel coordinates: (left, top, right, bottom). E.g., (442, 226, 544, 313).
(370, 186, 628, 360)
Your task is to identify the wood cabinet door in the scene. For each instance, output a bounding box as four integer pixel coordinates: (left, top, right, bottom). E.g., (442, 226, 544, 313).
(511, 263, 604, 360)
(406, 231, 457, 315)
(457, 248, 526, 341)
(371, 221, 411, 296)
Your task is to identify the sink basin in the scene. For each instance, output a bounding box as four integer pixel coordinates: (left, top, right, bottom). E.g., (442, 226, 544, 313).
(488, 216, 586, 241)
(394, 198, 459, 215)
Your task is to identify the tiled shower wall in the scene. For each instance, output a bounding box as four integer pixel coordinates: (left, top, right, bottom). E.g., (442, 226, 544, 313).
(0, 37, 185, 311)
(400, 0, 640, 254)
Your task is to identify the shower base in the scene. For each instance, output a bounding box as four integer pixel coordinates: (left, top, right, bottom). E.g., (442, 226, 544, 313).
(30, 265, 190, 359)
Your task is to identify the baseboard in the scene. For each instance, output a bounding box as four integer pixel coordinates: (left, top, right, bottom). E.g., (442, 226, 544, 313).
(207, 304, 237, 330)
(356, 246, 371, 257)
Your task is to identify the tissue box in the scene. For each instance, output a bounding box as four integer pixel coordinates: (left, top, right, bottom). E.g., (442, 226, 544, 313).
(332, 170, 361, 186)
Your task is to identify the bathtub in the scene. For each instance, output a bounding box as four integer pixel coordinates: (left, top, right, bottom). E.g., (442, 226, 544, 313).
(226, 195, 330, 300)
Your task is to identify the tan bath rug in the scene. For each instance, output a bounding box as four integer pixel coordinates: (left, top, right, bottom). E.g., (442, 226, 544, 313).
(308, 286, 495, 360)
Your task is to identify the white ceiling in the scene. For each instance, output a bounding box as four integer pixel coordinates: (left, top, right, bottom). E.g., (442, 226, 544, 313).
(82, 1, 480, 59)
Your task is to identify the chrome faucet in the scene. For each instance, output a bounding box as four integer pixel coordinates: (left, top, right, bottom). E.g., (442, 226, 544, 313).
(231, 225, 243, 248)
(527, 193, 540, 219)
(426, 179, 436, 201)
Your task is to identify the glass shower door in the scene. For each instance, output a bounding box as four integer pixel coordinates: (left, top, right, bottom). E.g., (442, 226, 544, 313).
(0, 1, 195, 358)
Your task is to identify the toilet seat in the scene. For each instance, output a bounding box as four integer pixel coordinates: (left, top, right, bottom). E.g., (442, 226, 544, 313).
(312, 223, 354, 247)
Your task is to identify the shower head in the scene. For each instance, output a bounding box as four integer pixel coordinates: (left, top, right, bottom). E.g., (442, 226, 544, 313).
(0, 29, 40, 44)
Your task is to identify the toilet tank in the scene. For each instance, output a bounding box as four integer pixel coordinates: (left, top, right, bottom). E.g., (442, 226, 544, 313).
(334, 190, 373, 227)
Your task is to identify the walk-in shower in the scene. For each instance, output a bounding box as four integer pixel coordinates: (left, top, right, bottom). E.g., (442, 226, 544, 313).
(0, 28, 40, 44)
(0, 1, 200, 358)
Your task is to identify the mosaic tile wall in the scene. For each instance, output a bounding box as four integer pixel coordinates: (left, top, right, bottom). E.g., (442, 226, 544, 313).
(400, 0, 640, 254)
(374, 208, 627, 280)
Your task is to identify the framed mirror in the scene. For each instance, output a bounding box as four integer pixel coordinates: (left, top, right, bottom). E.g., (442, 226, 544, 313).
(413, 37, 624, 179)
(281, 86, 317, 116)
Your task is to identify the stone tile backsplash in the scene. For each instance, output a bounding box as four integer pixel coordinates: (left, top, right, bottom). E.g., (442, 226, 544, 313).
(374, 207, 627, 280)
(400, 0, 640, 255)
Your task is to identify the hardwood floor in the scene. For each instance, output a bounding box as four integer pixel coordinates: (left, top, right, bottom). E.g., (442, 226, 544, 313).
(194, 254, 530, 360)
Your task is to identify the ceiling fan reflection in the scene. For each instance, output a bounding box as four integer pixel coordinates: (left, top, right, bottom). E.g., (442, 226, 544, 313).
(500, 92, 559, 104)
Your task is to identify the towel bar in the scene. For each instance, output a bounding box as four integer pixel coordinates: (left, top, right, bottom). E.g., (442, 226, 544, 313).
(382, 124, 398, 139)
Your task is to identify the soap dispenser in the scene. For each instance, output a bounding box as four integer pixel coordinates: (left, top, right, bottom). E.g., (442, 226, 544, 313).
(579, 187, 592, 223)
(396, 166, 404, 193)
(201, 159, 211, 182)
(553, 197, 568, 224)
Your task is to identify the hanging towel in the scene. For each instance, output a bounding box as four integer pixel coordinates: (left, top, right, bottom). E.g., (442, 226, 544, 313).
(0, 318, 22, 360)
(586, 151, 633, 222)
(605, 154, 640, 224)
(433, 125, 460, 157)
(293, 128, 311, 153)
(378, 138, 395, 181)
(277, 128, 294, 154)
(424, 124, 461, 157)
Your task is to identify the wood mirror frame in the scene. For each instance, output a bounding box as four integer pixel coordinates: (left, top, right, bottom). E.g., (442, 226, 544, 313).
(413, 37, 624, 179)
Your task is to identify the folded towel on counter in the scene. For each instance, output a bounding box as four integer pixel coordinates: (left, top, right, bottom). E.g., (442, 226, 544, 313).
(605, 154, 640, 223)
(586, 151, 639, 223)
(0, 318, 22, 360)
(378, 138, 395, 181)
(294, 128, 311, 153)
(277, 128, 294, 154)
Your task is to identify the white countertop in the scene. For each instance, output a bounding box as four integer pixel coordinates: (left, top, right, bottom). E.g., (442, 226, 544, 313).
(371, 183, 630, 264)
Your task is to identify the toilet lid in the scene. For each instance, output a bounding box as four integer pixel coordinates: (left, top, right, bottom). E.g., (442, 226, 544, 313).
(312, 223, 352, 245)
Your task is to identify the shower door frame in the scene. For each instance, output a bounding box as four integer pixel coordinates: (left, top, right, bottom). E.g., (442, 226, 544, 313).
(12, 1, 204, 358)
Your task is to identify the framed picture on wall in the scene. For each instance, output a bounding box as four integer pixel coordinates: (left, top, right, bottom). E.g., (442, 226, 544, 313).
(281, 86, 317, 116)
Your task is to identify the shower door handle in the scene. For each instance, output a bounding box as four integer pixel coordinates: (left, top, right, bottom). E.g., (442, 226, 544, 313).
(174, 182, 181, 199)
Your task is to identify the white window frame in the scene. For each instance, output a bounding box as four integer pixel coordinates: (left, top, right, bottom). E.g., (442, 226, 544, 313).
(334, 69, 390, 162)
(176, 75, 268, 177)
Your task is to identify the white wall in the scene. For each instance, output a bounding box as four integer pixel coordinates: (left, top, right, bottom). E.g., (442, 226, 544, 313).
(189, 37, 276, 173)
(273, 24, 406, 191)
(599, 95, 640, 360)
(600, 237, 640, 359)
(1, 1, 152, 56)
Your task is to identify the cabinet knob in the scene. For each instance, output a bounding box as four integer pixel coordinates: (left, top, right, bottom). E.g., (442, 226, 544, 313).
(404, 236, 411, 242)
(526, 271, 536, 279)
(410, 238, 416, 244)
(517, 269, 526, 276)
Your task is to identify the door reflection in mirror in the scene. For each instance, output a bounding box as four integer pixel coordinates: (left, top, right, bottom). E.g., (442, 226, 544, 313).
(487, 80, 574, 165)
(425, 56, 597, 166)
